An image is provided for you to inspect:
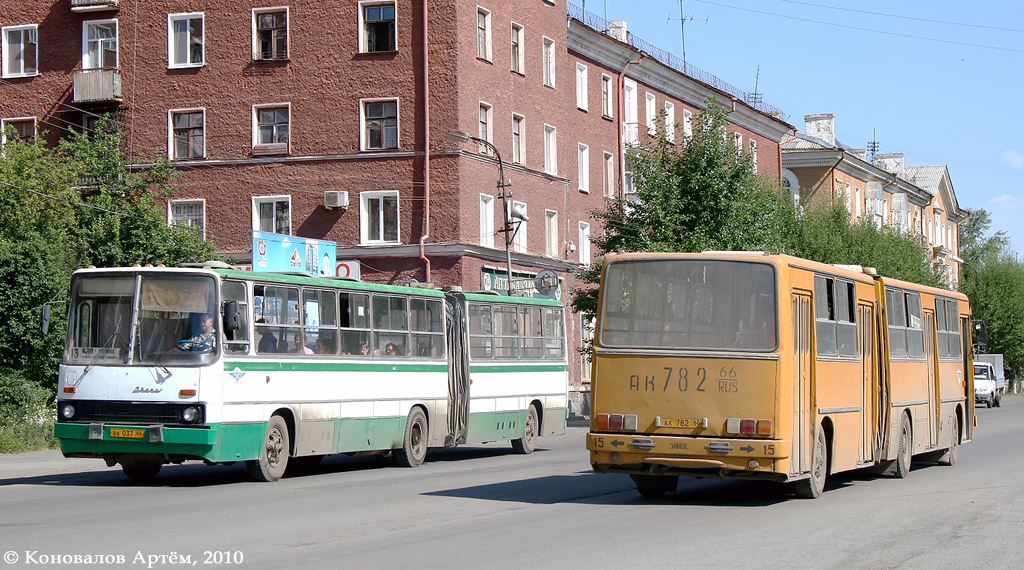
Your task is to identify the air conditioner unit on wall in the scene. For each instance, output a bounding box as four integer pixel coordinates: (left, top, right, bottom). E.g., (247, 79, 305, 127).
(324, 190, 349, 210)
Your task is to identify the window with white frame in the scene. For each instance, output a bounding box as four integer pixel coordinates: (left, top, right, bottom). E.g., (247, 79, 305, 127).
(253, 8, 288, 60)
(733, 132, 743, 156)
(603, 151, 614, 197)
(542, 37, 555, 87)
(2, 25, 37, 78)
(645, 93, 656, 135)
(512, 114, 524, 164)
(545, 210, 558, 257)
(749, 139, 758, 173)
(83, 20, 118, 69)
(253, 104, 289, 151)
(1, 117, 35, 143)
(479, 194, 495, 248)
(360, 1, 396, 53)
(623, 79, 638, 145)
(361, 190, 400, 244)
(543, 124, 557, 175)
(511, 201, 527, 253)
(664, 101, 675, 143)
(253, 195, 291, 234)
(683, 109, 692, 137)
(510, 22, 524, 73)
(170, 200, 205, 239)
(577, 143, 589, 193)
(623, 158, 635, 194)
(578, 221, 591, 266)
(854, 187, 861, 217)
(169, 109, 205, 159)
(476, 7, 491, 61)
(478, 102, 492, 153)
(361, 99, 398, 150)
(575, 62, 588, 110)
(601, 74, 613, 118)
(168, 13, 204, 68)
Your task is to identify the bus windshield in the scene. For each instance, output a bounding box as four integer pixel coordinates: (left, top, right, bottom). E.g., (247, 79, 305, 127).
(65, 273, 218, 366)
(599, 259, 778, 351)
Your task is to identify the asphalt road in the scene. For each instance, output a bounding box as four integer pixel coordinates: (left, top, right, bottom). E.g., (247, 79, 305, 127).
(2, 399, 1022, 570)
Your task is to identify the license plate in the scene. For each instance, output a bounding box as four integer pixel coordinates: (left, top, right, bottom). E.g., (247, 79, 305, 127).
(109, 428, 145, 439)
(656, 416, 706, 429)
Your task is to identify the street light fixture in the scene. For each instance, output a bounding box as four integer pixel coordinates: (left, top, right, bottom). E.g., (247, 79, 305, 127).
(448, 129, 526, 295)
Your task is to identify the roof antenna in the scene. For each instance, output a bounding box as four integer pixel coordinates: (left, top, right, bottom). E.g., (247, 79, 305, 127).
(867, 129, 881, 163)
(667, 0, 707, 68)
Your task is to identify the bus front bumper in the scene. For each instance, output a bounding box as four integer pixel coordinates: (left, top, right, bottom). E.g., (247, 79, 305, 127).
(55, 422, 220, 461)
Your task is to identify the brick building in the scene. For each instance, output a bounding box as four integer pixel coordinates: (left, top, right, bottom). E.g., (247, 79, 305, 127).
(2, 0, 793, 411)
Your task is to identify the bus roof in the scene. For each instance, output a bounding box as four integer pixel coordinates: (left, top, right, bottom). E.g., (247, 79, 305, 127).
(602, 252, 878, 285)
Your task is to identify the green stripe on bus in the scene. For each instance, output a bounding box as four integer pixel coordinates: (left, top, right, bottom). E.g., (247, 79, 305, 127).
(470, 364, 568, 373)
(224, 361, 449, 373)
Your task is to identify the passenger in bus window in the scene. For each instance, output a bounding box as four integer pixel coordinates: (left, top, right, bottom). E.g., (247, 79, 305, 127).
(256, 318, 278, 353)
(292, 332, 313, 355)
(314, 337, 334, 355)
(385, 343, 403, 356)
(359, 344, 371, 356)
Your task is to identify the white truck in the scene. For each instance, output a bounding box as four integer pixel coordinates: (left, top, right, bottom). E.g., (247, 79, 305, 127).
(974, 354, 1006, 408)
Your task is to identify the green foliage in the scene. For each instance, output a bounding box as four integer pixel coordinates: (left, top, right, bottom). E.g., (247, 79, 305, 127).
(0, 370, 57, 453)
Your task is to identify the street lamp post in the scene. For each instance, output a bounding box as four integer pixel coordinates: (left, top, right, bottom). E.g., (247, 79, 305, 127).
(448, 130, 526, 296)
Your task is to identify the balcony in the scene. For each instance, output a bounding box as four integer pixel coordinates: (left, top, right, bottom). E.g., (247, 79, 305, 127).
(70, 0, 119, 13)
(73, 69, 122, 103)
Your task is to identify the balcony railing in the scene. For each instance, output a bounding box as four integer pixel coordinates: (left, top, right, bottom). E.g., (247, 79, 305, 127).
(73, 69, 122, 103)
(70, 0, 119, 12)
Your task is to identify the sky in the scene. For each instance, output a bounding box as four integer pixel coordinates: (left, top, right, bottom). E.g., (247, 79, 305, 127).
(579, 0, 1024, 254)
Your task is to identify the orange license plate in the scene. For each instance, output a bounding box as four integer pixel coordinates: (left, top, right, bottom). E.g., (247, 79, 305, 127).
(109, 428, 145, 439)
(656, 417, 706, 429)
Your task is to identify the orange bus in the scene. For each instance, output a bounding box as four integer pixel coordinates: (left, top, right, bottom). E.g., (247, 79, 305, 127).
(587, 252, 973, 498)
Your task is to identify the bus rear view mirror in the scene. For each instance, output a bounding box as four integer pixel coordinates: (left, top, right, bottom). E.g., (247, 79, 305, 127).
(39, 304, 51, 337)
(223, 300, 241, 331)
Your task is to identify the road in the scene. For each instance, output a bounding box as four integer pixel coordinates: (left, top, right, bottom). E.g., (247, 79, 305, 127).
(2, 399, 1023, 570)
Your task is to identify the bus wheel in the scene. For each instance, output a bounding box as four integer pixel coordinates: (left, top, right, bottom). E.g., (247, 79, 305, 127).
(394, 408, 428, 467)
(795, 429, 827, 499)
(938, 416, 959, 466)
(120, 458, 162, 482)
(247, 415, 290, 482)
(894, 415, 912, 479)
(511, 405, 539, 454)
(630, 474, 678, 498)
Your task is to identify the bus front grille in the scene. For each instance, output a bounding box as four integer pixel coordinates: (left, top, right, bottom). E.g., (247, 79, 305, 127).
(59, 400, 205, 426)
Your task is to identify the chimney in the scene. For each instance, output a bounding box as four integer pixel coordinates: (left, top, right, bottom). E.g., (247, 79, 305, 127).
(609, 20, 628, 43)
(804, 114, 835, 147)
(874, 153, 905, 178)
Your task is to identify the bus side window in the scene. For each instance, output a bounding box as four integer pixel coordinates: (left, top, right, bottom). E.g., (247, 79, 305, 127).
(222, 281, 250, 353)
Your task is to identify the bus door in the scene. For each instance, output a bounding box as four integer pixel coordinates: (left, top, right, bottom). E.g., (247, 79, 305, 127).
(924, 310, 938, 448)
(445, 295, 471, 446)
(858, 303, 873, 463)
(961, 316, 974, 441)
(792, 292, 813, 476)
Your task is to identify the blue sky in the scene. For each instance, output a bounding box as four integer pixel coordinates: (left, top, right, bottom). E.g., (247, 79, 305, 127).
(579, 0, 1024, 254)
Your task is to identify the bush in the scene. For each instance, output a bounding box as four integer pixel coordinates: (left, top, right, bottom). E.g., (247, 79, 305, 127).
(0, 370, 56, 453)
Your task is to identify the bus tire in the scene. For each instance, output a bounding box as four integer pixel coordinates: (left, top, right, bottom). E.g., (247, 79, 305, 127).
(511, 405, 539, 454)
(247, 415, 290, 482)
(937, 416, 959, 466)
(120, 459, 162, 482)
(630, 474, 678, 498)
(394, 407, 428, 467)
(794, 428, 827, 499)
(894, 414, 912, 479)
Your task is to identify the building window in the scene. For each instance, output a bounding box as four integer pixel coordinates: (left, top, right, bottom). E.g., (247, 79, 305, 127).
(360, 1, 396, 53)
(361, 190, 400, 244)
(168, 13, 204, 68)
(480, 194, 494, 248)
(645, 93, 656, 135)
(510, 22, 524, 73)
(603, 151, 614, 197)
(601, 74, 613, 118)
(545, 210, 558, 257)
(83, 20, 118, 70)
(733, 132, 743, 156)
(623, 79, 638, 146)
(253, 104, 289, 153)
(169, 200, 205, 240)
(683, 109, 692, 137)
(1, 118, 35, 144)
(575, 62, 588, 110)
(169, 109, 204, 159)
(476, 7, 491, 61)
(577, 143, 589, 193)
(253, 8, 288, 60)
(512, 114, 524, 164)
(578, 221, 591, 266)
(749, 139, 758, 173)
(543, 124, 557, 175)
(478, 102, 492, 153)
(361, 99, 398, 150)
(511, 201, 527, 253)
(253, 196, 291, 235)
(664, 101, 675, 143)
(542, 37, 555, 87)
(2, 25, 38, 78)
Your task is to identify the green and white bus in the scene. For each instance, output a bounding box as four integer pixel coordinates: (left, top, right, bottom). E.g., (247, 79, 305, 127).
(53, 263, 568, 481)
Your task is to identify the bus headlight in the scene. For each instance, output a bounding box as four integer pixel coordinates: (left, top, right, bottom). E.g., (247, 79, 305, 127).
(181, 407, 199, 423)
(61, 404, 76, 420)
